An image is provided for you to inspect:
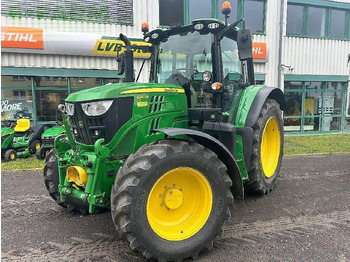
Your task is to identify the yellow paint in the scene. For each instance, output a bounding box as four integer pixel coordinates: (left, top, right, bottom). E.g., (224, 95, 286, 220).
(14, 119, 30, 132)
(147, 167, 213, 241)
(121, 88, 184, 95)
(260, 117, 281, 178)
(10, 152, 16, 160)
(93, 39, 151, 57)
(66, 166, 88, 187)
(137, 101, 148, 107)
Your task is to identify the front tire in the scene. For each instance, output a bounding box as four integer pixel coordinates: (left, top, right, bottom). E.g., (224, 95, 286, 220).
(30, 139, 41, 154)
(4, 149, 17, 162)
(36, 147, 47, 160)
(245, 99, 284, 195)
(111, 140, 233, 261)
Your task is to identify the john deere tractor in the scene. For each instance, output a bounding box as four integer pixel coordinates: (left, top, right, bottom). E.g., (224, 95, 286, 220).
(44, 3, 285, 261)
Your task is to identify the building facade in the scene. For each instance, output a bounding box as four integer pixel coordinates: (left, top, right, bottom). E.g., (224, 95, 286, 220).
(1, 0, 350, 134)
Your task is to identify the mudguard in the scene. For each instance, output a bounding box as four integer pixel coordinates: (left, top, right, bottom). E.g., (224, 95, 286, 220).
(155, 127, 244, 200)
(245, 87, 285, 127)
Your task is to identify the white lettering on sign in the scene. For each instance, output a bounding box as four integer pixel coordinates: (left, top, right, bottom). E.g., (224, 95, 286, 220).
(2, 32, 37, 42)
(252, 47, 263, 54)
(1, 100, 22, 112)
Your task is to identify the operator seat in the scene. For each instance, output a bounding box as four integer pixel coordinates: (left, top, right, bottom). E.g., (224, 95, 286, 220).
(14, 119, 31, 132)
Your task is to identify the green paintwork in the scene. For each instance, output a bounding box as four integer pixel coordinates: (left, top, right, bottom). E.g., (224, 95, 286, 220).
(65, 83, 183, 102)
(1, 127, 14, 150)
(55, 83, 188, 213)
(42, 126, 65, 137)
(41, 126, 66, 149)
(234, 85, 265, 127)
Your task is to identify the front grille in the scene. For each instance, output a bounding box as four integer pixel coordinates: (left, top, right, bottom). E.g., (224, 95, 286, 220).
(42, 136, 55, 146)
(149, 95, 164, 113)
(68, 97, 134, 145)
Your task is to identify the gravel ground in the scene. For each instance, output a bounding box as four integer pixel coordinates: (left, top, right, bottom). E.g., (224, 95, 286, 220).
(2, 153, 350, 261)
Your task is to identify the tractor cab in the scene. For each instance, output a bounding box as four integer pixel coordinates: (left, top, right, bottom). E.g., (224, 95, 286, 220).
(137, 16, 256, 128)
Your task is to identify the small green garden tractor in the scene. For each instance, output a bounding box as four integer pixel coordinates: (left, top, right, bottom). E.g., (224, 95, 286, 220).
(1, 119, 44, 161)
(36, 124, 65, 160)
(43, 3, 285, 261)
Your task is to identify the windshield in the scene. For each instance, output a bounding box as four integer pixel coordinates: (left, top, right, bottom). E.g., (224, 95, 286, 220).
(152, 30, 242, 109)
(156, 31, 212, 83)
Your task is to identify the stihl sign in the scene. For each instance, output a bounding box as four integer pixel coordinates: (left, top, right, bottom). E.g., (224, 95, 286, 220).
(252, 42, 266, 60)
(1, 27, 43, 49)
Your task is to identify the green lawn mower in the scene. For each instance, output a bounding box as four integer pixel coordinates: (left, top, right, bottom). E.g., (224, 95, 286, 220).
(43, 4, 285, 261)
(1, 119, 44, 161)
(36, 124, 65, 160)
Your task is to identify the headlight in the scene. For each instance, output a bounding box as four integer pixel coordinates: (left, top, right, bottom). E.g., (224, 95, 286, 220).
(81, 100, 113, 116)
(202, 71, 212, 82)
(151, 33, 159, 39)
(65, 102, 75, 116)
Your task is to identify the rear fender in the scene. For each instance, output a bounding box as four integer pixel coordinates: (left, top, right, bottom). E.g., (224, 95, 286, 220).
(155, 128, 244, 200)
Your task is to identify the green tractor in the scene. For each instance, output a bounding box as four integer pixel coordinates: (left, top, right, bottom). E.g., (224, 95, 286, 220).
(43, 5, 285, 261)
(36, 124, 65, 160)
(1, 119, 44, 161)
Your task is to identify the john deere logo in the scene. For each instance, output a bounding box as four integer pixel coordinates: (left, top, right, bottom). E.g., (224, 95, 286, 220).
(78, 121, 84, 128)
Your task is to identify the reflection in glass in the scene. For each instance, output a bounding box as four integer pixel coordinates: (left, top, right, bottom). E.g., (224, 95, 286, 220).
(159, 0, 184, 26)
(308, 7, 326, 37)
(330, 9, 346, 38)
(189, 0, 211, 22)
(286, 4, 304, 35)
(244, 0, 265, 33)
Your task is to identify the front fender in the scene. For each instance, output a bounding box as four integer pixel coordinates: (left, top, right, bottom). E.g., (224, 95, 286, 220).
(155, 128, 244, 200)
(235, 85, 285, 127)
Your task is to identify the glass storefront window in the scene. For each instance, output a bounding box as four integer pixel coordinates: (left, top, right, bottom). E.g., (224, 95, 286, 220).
(285, 81, 302, 90)
(104, 78, 119, 84)
(35, 77, 68, 122)
(35, 89, 67, 122)
(71, 77, 103, 89)
(304, 117, 320, 132)
(189, 0, 211, 22)
(1, 76, 33, 121)
(244, 0, 265, 33)
(308, 7, 326, 37)
(159, 0, 184, 26)
(287, 4, 304, 35)
(284, 91, 302, 131)
(324, 116, 341, 131)
(330, 9, 346, 38)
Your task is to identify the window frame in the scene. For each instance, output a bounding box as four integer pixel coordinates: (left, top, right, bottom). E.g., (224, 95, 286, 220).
(284, 80, 348, 135)
(159, 0, 267, 34)
(286, 1, 350, 40)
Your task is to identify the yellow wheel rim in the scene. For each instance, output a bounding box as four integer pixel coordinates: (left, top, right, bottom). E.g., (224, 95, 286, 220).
(10, 153, 16, 160)
(36, 143, 41, 150)
(261, 117, 281, 178)
(147, 167, 212, 241)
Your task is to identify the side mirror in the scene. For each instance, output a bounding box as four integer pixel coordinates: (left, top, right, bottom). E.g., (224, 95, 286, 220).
(237, 28, 253, 61)
(117, 53, 126, 75)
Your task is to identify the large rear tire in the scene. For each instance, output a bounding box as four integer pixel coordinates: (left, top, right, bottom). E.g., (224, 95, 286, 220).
(111, 140, 233, 261)
(43, 149, 89, 215)
(245, 99, 284, 195)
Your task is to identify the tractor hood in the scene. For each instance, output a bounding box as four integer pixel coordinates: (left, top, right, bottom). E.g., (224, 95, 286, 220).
(1, 127, 14, 136)
(65, 83, 184, 102)
(42, 126, 65, 137)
